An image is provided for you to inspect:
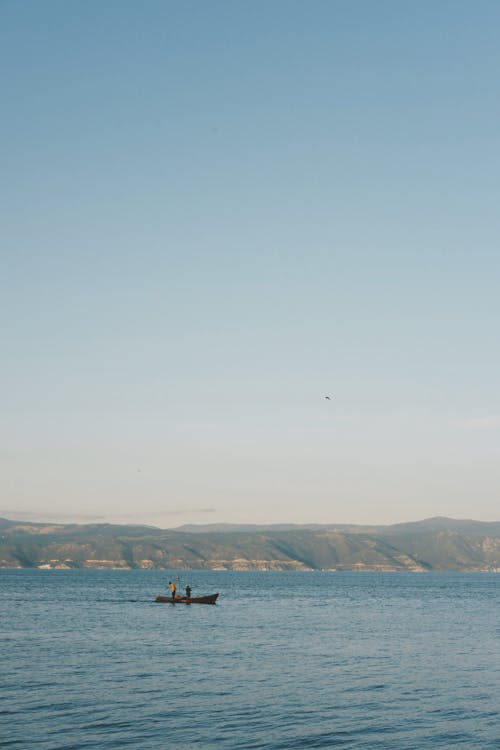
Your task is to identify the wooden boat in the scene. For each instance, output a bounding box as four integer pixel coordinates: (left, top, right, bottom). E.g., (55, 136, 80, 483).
(155, 593, 219, 605)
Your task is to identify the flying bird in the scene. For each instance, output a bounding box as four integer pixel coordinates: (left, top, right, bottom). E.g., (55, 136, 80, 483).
(325, 395, 331, 400)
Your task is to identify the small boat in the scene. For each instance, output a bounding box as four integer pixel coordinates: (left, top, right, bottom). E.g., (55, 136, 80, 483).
(155, 593, 219, 605)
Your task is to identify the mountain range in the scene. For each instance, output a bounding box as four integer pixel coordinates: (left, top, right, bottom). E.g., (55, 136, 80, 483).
(1, 516, 499, 571)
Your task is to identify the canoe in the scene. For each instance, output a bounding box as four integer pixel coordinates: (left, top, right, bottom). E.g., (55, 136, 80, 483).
(155, 593, 219, 605)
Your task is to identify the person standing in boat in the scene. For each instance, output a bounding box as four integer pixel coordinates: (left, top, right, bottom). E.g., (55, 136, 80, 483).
(185, 585, 192, 599)
(168, 580, 176, 600)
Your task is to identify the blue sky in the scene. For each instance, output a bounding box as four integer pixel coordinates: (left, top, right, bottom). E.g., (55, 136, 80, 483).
(2, 1, 499, 525)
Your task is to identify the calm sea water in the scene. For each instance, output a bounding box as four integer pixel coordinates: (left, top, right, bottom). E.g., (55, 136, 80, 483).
(0, 570, 498, 749)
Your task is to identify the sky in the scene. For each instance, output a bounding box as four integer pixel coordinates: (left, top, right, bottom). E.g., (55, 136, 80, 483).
(1, 0, 499, 527)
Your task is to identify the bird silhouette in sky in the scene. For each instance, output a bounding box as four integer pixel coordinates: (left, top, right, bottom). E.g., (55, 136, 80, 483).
(325, 395, 331, 400)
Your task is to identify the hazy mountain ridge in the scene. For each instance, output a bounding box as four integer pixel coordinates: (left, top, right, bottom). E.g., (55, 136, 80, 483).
(0, 517, 499, 571)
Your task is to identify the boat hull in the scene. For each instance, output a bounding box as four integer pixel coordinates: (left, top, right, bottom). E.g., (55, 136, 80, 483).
(155, 593, 219, 605)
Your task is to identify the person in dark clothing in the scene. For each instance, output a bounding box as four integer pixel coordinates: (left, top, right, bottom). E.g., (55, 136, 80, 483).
(185, 585, 192, 599)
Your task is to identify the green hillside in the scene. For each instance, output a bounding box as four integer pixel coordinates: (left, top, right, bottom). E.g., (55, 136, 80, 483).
(0, 517, 499, 571)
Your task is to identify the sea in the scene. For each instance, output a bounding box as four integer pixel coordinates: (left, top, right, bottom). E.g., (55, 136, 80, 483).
(0, 570, 498, 749)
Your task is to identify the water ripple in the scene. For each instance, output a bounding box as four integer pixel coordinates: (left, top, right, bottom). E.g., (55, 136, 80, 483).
(1, 570, 498, 749)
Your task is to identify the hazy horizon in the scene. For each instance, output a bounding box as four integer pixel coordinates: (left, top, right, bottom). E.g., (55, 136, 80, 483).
(2, 2, 499, 527)
(1, 509, 499, 531)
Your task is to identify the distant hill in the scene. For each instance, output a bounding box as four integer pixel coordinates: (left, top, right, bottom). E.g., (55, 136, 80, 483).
(0, 516, 499, 571)
(174, 517, 500, 536)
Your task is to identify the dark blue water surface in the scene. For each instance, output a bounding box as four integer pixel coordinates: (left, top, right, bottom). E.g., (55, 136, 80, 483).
(0, 570, 498, 749)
